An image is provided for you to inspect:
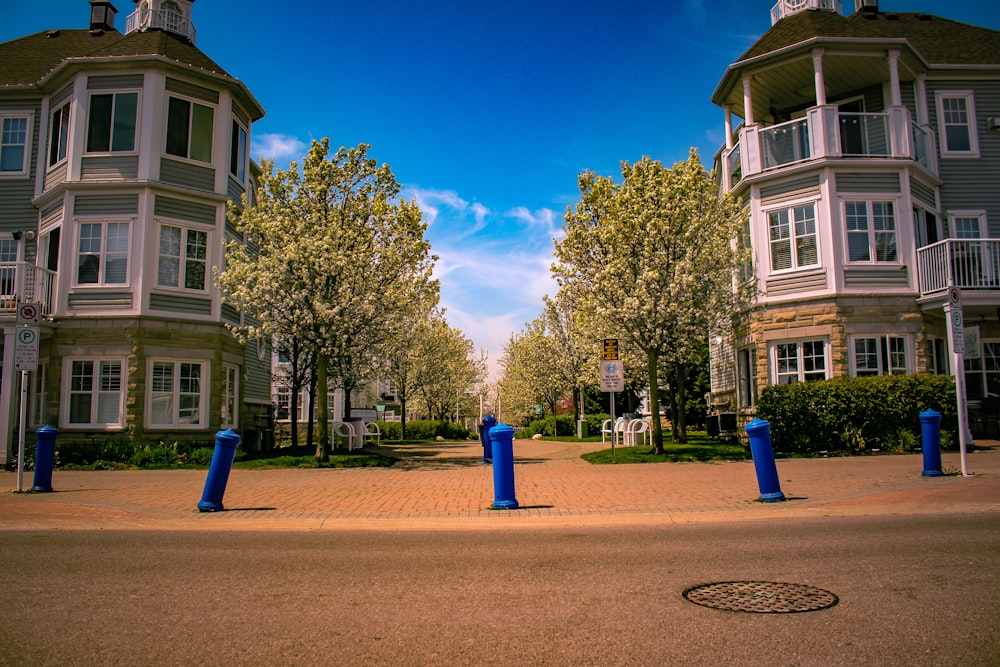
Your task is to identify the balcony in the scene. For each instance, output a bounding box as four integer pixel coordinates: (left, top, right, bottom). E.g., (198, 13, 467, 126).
(0, 263, 56, 316)
(721, 106, 937, 191)
(917, 239, 1000, 296)
(124, 8, 197, 43)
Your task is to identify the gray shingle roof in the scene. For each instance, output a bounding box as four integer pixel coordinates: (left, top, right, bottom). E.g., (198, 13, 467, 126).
(0, 28, 231, 87)
(741, 10, 1000, 66)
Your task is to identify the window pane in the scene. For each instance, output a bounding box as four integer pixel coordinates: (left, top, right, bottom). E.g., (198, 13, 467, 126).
(104, 222, 129, 284)
(795, 206, 818, 266)
(78, 224, 101, 284)
(111, 92, 137, 152)
(190, 103, 214, 163)
(943, 98, 971, 152)
(69, 394, 92, 423)
(165, 97, 190, 158)
(855, 338, 879, 375)
(87, 94, 113, 152)
(158, 226, 181, 287)
(184, 229, 207, 289)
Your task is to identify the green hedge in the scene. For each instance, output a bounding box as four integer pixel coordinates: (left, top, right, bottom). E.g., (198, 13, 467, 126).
(756, 374, 957, 455)
(375, 420, 472, 441)
(520, 413, 610, 437)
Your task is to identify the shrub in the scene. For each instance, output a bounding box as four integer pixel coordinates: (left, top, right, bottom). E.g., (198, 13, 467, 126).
(756, 374, 957, 455)
(393, 420, 471, 441)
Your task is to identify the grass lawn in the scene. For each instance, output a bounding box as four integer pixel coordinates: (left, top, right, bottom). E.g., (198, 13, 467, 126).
(234, 445, 397, 469)
(581, 431, 750, 464)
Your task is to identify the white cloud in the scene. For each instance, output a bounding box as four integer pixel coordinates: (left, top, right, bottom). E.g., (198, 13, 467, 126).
(251, 133, 308, 163)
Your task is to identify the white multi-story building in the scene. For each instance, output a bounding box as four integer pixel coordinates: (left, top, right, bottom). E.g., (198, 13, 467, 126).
(709, 0, 1000, 436)
(0, 0, 271, 463)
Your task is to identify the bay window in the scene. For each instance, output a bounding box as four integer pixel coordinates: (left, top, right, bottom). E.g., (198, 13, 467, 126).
(67, 359, 124, 427)
(48, 101, 70, 167)
(86, 91, 138, 153)
(150, 360, 205, 427)
(165, 96, 214, 163)
(77, 221, 130, 285)
(768, 203, 818, 271)
(774, 339, 827, 384)
(157, 224, 208, 290)
(846, 200, 897, 263)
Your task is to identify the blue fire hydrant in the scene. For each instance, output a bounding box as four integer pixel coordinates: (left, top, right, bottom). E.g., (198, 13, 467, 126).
(198, 430, 242, 512)
(745, 418, 786, 503)
(31, 425, 58, 493)
(920, 409, 944, 477)
(489, 422, 519, 509)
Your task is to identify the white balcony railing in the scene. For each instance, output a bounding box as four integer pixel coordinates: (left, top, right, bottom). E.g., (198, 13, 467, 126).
(760, 117, 811, 169)
(771, 0, 842, 25)
(124, 8, 197, 43)
(722, 106, 938, 191)
(917, 239, 1000, 295)
(0, 263, 56, 315)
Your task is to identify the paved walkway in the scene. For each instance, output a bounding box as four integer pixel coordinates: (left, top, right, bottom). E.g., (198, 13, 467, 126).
(2, 439, 999, 531)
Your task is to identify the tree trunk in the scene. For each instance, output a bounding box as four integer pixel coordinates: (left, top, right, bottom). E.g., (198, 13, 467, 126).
(675, 362, 688, 444)
(306, 373, 316, 448)
(314, 353, 330, 462)
(400, 397, 408, 440)
(647, 348, 664, 454)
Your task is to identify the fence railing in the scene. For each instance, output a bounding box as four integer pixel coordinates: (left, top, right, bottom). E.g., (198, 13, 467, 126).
(917, 239, 1000, 295)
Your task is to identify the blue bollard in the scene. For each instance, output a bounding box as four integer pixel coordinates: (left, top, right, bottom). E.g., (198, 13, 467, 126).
(920, 409, 944, 477)
(198, 430, 242, 512)
(489, 423, 519, 509)
(31, 426, 58, 493)
(744, 418, 786, 503)
(481, 415, 496, 463)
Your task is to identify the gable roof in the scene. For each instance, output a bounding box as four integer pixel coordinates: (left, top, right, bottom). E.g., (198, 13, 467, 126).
(0, 28, 230, 87)
(739, 10, 1000, 67)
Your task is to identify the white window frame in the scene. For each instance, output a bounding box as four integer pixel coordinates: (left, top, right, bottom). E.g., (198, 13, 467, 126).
(935, 91, 979, 158)
(75, 219, 131, 286)
(737, 346, 757, 408)
(964, 340, 1000, 401)
(927, 336, 949, 375)
(766, 202, 819, 273)
(62, 358, 126, 429)
(164, 95, 215, 164)
(222, 363, 239, 429)
(156, 222, 209, 292)
(85, 90, 140, 154)
(48, 101, 70, 168)
(844, 199, 899, 264)
(147, 359, 208, 429)
(949, 210, 986, 239)
(771, 339, 828, 385)
(0, 112, 33, 177)
(851, 335, 909, 377)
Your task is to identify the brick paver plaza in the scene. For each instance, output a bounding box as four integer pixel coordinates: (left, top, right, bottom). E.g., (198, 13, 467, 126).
(2, 438, 999, 531)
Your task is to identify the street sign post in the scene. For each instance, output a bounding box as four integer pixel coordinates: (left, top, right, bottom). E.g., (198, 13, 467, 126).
(600, 339, 624, 453)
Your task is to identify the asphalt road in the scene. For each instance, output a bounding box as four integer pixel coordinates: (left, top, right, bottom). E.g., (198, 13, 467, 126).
(2, 513, 998, 666)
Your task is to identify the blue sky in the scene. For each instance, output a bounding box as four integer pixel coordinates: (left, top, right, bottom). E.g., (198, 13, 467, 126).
(6, 0, 1000, 379)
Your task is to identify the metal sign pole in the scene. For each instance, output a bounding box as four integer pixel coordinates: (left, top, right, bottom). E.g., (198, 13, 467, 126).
(945, 286, 970, 476)
(16, 370, 27, 492)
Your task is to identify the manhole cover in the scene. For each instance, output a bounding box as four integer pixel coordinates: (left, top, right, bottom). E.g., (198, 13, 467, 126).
(683, 581, 838, 614)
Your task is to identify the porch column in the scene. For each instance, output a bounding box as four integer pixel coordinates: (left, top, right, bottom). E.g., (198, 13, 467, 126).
(724, 106, 734, 151)
(742, 77, 754, 126)
(812, 49, 827, 106)
(915, 73, 929, 125)
(887, 50, 902, 107)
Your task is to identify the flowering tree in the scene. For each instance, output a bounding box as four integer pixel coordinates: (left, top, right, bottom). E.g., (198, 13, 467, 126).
(553, 149, 744, 451)
(219, 140, 437, 460)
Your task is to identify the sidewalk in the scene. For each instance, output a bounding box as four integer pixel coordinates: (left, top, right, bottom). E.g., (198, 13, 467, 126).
(2, 439, 999, 531)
